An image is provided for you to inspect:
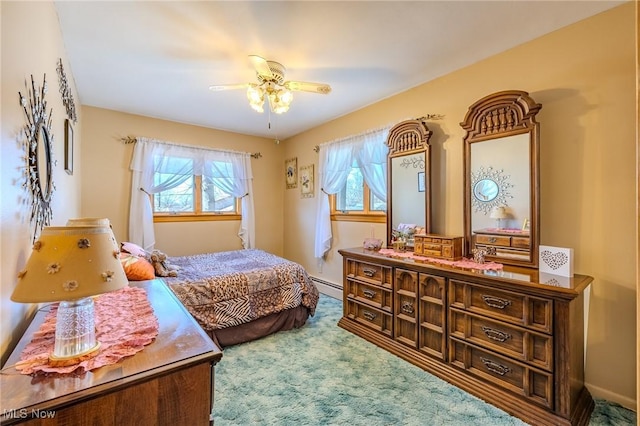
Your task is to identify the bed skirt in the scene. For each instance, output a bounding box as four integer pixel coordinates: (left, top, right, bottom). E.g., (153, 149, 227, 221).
(208, 305, 310, 348)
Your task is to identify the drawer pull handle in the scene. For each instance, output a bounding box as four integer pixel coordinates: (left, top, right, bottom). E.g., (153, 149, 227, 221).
(401, 301, 414, 315)
(363, 310, 377, 321)
(488, 237, 497, 243)
(481, 295, 512, 310)
(481, 326, 511, 342)
(480, 357, 511, 376)
(363, 289, 376, 299)
(362, 268, 376, 277)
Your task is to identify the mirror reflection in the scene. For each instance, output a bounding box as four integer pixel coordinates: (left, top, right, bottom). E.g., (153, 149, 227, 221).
(386, 119, 432, 248)
(470, 134, 530, 262)
(391, 153, 426, 234)
(37, 125, 53, 202)
(462, 90, 541, 268)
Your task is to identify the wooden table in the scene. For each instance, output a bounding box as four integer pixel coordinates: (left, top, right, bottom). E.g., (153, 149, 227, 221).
(1, 279, 222, 425)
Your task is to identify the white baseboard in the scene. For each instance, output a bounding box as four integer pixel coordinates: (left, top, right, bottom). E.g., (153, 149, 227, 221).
(586, 382, 637, 411)
(310, 276, 342, 300)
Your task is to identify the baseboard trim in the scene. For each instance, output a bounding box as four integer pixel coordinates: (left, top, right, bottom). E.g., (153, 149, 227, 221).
(585, 382, 637, 411)
(310, 276, 342, 300)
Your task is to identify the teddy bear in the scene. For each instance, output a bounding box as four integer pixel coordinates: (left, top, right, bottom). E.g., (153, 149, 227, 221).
(149, 249, 179, 277)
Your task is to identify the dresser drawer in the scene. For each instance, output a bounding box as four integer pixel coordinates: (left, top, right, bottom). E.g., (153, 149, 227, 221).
(475, 234, 512, 247)
(346, 278, 392, 312)
(449, 340, 553, 409)
(511, 237, 530, 249)
(449, 309, 552, 371)
(345, 300, 393, 337)
(424, 243, 443, 254)
(449, 280, 552, 334)
(345, 259, 392, 287)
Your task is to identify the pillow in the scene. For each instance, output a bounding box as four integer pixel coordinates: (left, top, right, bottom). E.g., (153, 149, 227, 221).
(119, 253, 155, 281)
(121, 241, 148, 258)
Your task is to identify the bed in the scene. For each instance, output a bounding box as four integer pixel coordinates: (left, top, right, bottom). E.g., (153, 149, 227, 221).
(161, 249, 319, 348)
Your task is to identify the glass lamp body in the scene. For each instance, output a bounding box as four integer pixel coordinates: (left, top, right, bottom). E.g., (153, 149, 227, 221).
(52, 297, 99, 359)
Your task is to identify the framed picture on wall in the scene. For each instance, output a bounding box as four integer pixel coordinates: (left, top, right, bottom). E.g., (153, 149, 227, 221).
(64, 119, 74, 175)
(300, 164, 314, 198)
(285, 157, 297, 189)
(418, 171, 425, 192)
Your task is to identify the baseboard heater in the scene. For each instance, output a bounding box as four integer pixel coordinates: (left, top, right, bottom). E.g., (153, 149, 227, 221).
(310, 276, 342, 300)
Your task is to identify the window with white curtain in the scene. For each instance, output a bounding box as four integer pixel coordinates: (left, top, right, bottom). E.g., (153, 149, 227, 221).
(314, 125, 391, 260)
(152, 156, 241, 219)
(129, 137, 255, 251)
(330, 161, 386, 221)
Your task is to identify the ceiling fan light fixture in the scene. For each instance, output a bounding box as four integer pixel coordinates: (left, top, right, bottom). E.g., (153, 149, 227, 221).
(213, 56, 330, 115)
(269, 88, 293, 114)
(247, 85, 265, 113)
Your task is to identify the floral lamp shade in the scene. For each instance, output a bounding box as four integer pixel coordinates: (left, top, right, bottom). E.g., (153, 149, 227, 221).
(12, 225, 127, 303)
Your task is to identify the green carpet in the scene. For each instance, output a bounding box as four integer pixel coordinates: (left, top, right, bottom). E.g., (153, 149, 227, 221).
(214, 294, 636, 425)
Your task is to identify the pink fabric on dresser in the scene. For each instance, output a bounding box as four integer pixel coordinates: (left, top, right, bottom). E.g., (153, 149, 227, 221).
(377, 248, 503, 270)
(16, 286, 159, 375)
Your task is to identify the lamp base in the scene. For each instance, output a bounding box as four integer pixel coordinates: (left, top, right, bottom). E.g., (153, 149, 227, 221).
(52, 297, 100, 364)
(48, 341, 101, 367)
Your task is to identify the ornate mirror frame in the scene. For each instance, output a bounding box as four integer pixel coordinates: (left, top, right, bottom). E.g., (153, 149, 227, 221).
(386, 119, 432, 248)
(20, 74, 55, 242)
(461, 90, 541, 268)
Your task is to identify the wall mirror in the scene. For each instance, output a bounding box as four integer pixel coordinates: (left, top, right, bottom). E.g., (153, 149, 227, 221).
(386, 119, 432, 248)
(20, 74, 55, 241)
(461, 90, 541, 268)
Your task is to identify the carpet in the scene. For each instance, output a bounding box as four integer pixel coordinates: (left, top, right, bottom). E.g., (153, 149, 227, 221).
(214, 294, 636, 425)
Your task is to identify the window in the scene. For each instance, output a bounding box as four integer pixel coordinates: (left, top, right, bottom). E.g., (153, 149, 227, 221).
(152, 157, 240, 222)
(330, 165, 386, 223)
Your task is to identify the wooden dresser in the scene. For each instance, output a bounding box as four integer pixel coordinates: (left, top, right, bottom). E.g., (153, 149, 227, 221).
(0, 279, 222, 426)
(473, 228, 531, 261)
(338, 247, 594, 426)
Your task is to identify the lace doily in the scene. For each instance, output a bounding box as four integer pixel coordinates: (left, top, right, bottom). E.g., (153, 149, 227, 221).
(16, 286, 159, 375)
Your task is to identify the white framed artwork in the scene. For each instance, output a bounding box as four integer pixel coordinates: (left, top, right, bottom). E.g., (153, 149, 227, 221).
(539, 245, 574, 277)
(300, 164, 314, 198)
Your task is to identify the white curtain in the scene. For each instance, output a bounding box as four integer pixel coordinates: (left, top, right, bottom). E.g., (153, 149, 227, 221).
(129, 138, 255, 251)
(314, 126, 390, 261)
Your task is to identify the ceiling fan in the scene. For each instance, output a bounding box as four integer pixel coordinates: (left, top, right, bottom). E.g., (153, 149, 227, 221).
(209, 55, 331, 114)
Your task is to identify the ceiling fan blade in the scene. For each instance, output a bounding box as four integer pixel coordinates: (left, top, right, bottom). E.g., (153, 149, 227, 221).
(209, 83, 250, 92)
(284, 81, 332, 94)
(249, 55, 273, 79)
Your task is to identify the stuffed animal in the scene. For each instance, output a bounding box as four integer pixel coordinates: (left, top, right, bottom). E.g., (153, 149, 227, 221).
(149, 250, 178, 277)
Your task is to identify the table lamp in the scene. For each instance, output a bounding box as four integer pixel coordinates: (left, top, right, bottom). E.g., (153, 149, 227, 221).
(66, 217, 111, 227)
(11, 225, 128, 365)
(490, 206, 507, 229)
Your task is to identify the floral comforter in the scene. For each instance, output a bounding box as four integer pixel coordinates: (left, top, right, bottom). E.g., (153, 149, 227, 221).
(164, 249, 319, 331)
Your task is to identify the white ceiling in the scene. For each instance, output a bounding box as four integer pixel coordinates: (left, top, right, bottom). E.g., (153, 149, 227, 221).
(54, 1, 623, 140)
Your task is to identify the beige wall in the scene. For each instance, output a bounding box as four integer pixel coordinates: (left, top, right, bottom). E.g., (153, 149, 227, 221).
(1, 2, 83, 362)
(284, 4, 637, 408)
(80, 107, 283, 257)
(1, 0, 636, 413)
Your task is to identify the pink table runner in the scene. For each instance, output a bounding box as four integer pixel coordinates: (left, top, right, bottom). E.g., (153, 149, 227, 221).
(16, 286, 159, 375)
(377, 248, 503, 270)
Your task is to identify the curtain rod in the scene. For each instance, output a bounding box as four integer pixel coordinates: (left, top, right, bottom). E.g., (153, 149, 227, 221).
(119, 136, 262, 159)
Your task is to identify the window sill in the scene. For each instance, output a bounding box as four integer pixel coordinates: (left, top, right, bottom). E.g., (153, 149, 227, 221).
(154, 214, 241, 223)
(330, 214, 386, 223)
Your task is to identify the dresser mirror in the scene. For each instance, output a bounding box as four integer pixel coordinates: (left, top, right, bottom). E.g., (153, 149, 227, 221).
(386, 119, 432, 248)
(461, 90, 542, 268)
